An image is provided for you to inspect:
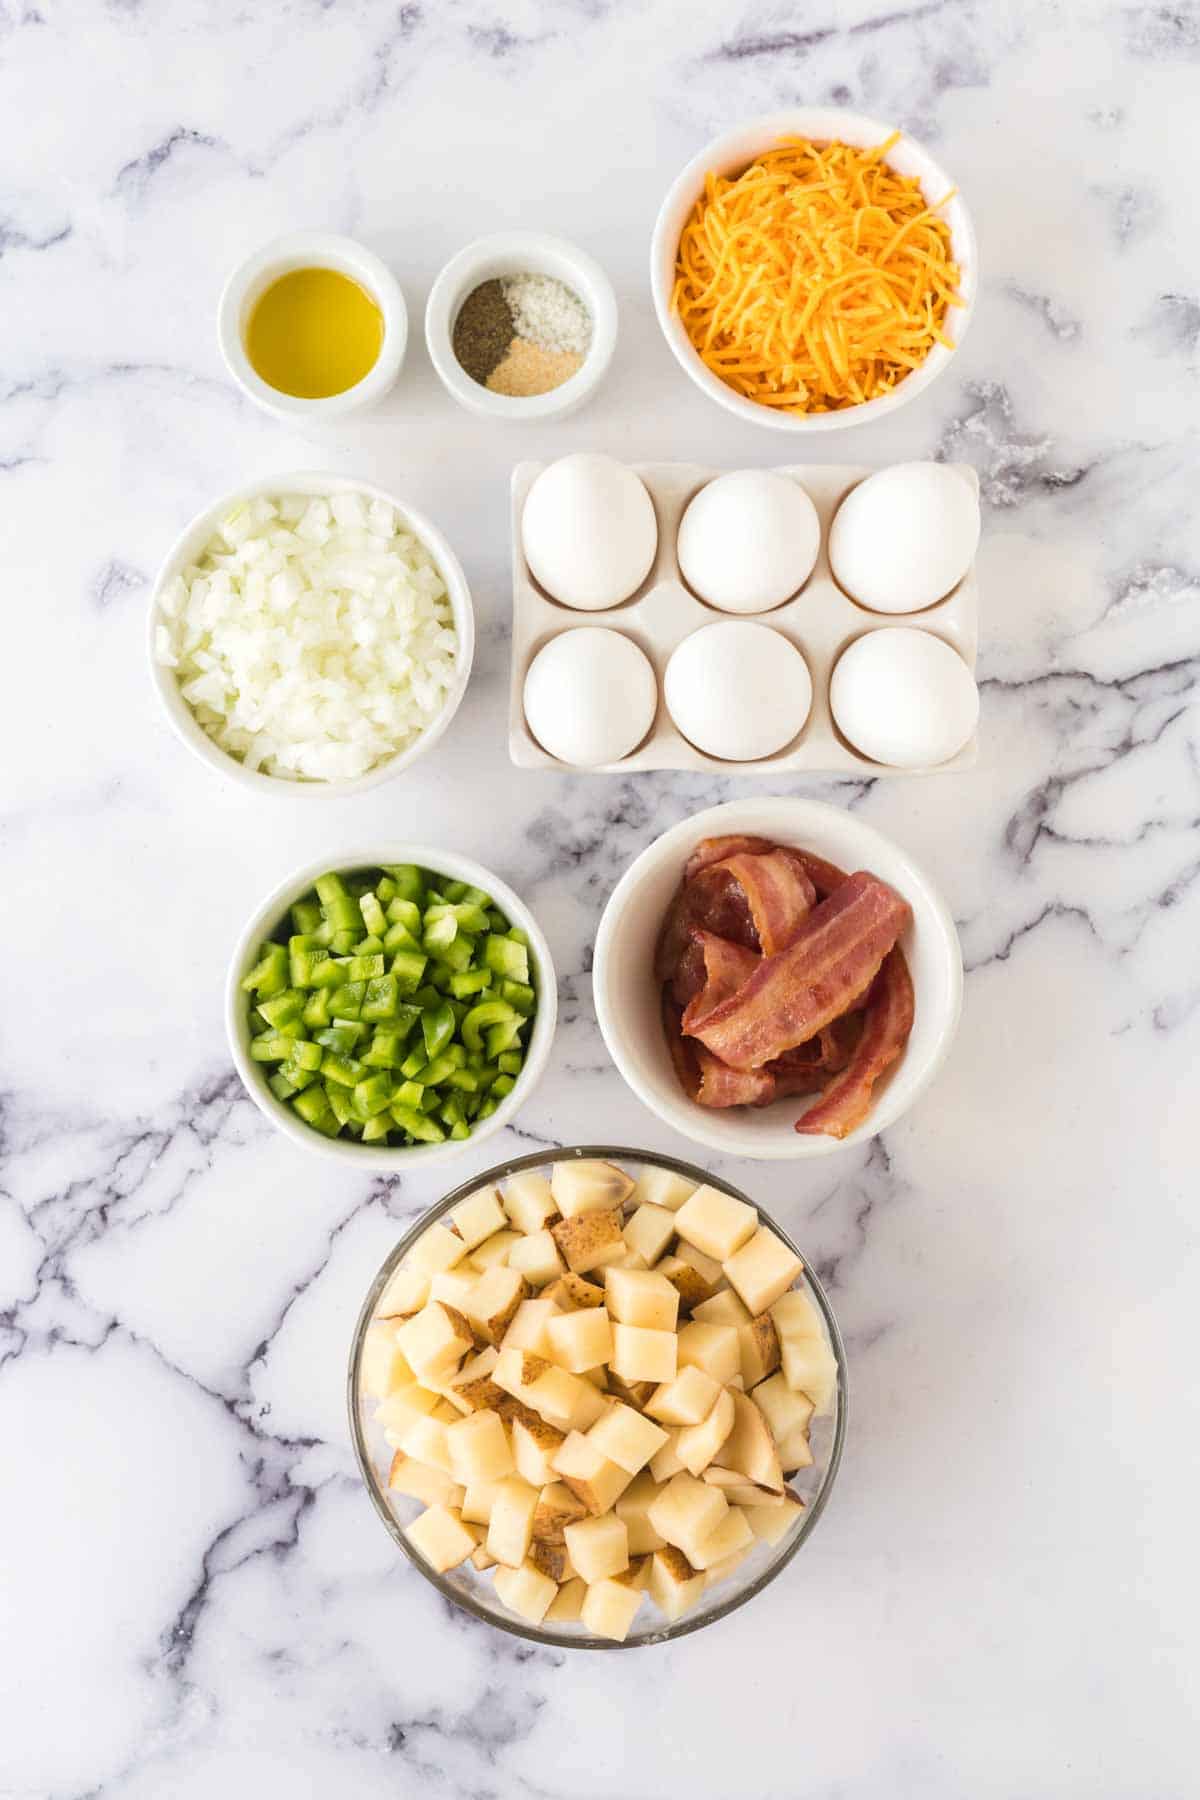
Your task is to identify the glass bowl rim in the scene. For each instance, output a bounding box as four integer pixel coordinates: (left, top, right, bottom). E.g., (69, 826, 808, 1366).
(346, 1142, 848, 1650)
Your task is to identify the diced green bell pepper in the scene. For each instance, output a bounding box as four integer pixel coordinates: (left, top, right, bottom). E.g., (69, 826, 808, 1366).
(241, 942, 289, 999)
(421, 1001, 456, 1059)
(483, 934, 529, 983)
(359, 892, 387, 936)
(462, 1000, 518, 1053)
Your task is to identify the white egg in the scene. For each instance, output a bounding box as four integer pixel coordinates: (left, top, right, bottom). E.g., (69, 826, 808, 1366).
(664, 622, 812, 762)
(677, 470, 820, 614)
(523, 628, 657, 766)
(831, 629, 979, 768)
(521, 453, 658, 610)
(829, 462, 980, 614)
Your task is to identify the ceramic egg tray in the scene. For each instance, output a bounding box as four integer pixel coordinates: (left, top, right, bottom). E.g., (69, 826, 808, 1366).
(508, 461, 979, 775)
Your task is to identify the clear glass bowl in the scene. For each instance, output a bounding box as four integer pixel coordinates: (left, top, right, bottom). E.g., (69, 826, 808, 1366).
(347, 1144, 847, 1649)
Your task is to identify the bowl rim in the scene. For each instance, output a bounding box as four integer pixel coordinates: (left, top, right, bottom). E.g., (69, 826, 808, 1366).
(424, 230, 618, 422)
(225, 846, 557, 1167)
(649, 107, 978, 434)
(147, 469, 475, 796)
(593, 798, 963, 1159)
(346, 1143, 847, 1649)
(217, 229, 408, 421)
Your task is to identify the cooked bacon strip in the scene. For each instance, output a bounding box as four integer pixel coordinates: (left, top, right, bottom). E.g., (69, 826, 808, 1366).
(685, 872, 911, 1071)
(657, 847, 816, 983)
(789, 848, 849, 898)
(714, 851, 816, 955)
(655, 865, 756, 982)
(795, 948, 915, 1139)
(679, 931, 761, 1027)
(696, 1048, 776, 1108)
(683, 835, 776, 884)
(662, 996, 701, 1100)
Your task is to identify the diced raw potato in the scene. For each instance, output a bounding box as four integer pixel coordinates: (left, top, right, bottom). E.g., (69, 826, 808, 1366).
(450, 1186, 508, 1251)
(375, 1267, 430, 1318)
(387, 1453, 464, 1510)
(581, 1576, 643, 1641)
(463, 1267, 529, 1345)
(749, 1373, 814, 1449)
(691, 1289, 751, 1328)
(744, 1490, 805, 1546)
(649, 1428, 685, 1483)
(690, 1505, 754, 1571)
(545, 1575, 586, 1621)
(543, 1273, 606, 1312)
(630, 1166, 697, 1213)
(771, 1288, 825, 1340)
(529, 1537, 575, 1583)
(486, 1475, 540, 1567)
(360, 1321, 412, 1399)
(649, 1545, 705, 1620)
(565, 1378, 609, 1432)
(674, 1185, 758, 1262)
(780, 1334, 839, 1414)
(405, 1223, 467, 1276)
(501, 1169, 558, 1235)
(376, 1383, 440, 1440)
(611, 1323, 678, 1385)
(703, 1545, 753, 1588)
(606, 1247, 648, 1275)
(512, 1412, 566, 1488)
(778, 1427, 814, 1473)
(494, 1348, 582, 1430)
(587, 1402, 668, 1475)
(470, 1229, 521, 1270)
(564, 1512, 629, 1583)
(432, 1398, 464, 1423)
(397, 1301, 473, 1380)
(607, 1372, 656, 1411)
(676, 1321, 741, 1385)
(622, 1203, 677, 1266)
(430, 1268, 479, 1309)
(425, 1372, 474, 1416)
(547, 1307, 613, 1373)
(580, 1363, 609, 1390)
(470, 1542, 498, 1572)
(533, 1481, 588, 1541)
(501, 1297, 561, 1357)
(508, 1229, 564, 1288)
(551, 1159, 634, 1218)
(616, 1472, 668, 1555)
(445, 1408, 515, 1485)
(605, 1267, 680, 1332)
(738, 1313, 781, 1388)
(656, 1253, 719, 1310)
(461, 1479, 504, 1525)
(493, 1560, 558, 1625)
(405, 1503, 476, 1573)
(551, 1208, 626, 1275)
(552, 1431, 633, 1514)
(704, 1390, 782, 1493)
(724, 1226, 804, 1316)
(676, 1387, 735, 1476)
(451, 1372, 508, 1414)
(393, 1412, 454, 1476)
(702, 1472, 785, 1508)
(647, 1471, 728, 1557)
(645, 1364, 721, 1426)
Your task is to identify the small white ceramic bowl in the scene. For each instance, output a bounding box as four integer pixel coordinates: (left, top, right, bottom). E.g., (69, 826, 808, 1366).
(227, 847, 557, 1168)
(593, 799, 962, 1159)
(425, 231, 617, 422)
(218, 231, 408, 421)
(148, 470, 474, 796)
(650, 110, 977, 434)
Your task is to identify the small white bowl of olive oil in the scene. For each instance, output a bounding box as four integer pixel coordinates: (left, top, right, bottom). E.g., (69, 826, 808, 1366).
(218, 231, 408, 421)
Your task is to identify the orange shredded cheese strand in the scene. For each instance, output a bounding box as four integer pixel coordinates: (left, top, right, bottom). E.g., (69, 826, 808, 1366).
(672, 135, 962, 414)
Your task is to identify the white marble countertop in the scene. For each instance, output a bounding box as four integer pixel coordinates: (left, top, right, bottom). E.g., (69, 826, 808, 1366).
(2, 1, 1197, 1794)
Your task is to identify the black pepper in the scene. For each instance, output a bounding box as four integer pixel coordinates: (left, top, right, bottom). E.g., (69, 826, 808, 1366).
(452, 280, 516, 386)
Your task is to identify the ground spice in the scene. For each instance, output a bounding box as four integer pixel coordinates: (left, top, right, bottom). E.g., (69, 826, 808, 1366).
(487, 338, 583, 396)
(452, 271, 592, 398)
(452, 279, 515, 385)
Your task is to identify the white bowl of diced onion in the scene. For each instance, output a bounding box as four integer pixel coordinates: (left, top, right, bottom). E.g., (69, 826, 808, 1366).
(148, 471, 474, 794)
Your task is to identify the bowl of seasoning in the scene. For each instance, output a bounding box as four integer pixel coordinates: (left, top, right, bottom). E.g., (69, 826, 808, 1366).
(425, 232, 617, 421)
(219, 231, 408, 422)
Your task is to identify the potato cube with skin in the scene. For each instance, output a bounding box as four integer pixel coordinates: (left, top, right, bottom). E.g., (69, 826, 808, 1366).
(547, 1307, 613, 1374)
(676, 1320, 741, 1385)
(565, 1512, 630, 1584)
(405, 1503, 476, 1573)
(707, 1390, 782, 1493)
(493, 1560, 558, 1625)
(470, 1228, 521, 1271)
(605, 1267, 680, 1332)
(610, 1323, 678, 1385)
(649, 1428, 685, 1484)
(405, 1223, 468, 1276)
(630, 1166, 697, 1213)
(745, 1490, 805, 1547)
(771, 1288, 825, 1340)
(386, 1454, 464, 1511)
(529, 1537, 576, 1583)
(512, 1412, 566, 1489)
(781, 1333, 839, 1415)
(486, 1475, 540, 1568)
(622, 1203, 678, 1267)
(645, 1364, 721, 1427)
(533, 1481, 588, 1541)
(551, 1158, 634, 1219)
(552, 1432, 633, 1515)
(703, 1473, 784, 1509)
(779, 1427, 815, 1474)
(429, 1268, 479, 1309)
(508, 1229, 564, 1289)
(545, 1576, 586, 1622)
(676, 1386, 735, 1477)
(648, 1471, 728, 1556)
(649, 1545, 705, 1621)
(450, 1185, 508, 1251)
(463, 1267, 528, 1346)
(397, 1302, 473, 1380)
(501, 1169, 558, 1235)
(724, 1226, 804, 1316)
(360, 1322, 412, 1399)
(616, 1473, 668, 1555)
(461, 1479, 504, 1526)
(445, 1408, 515, 1486)
(587, 1402, 668, 1475)
(501, 1297, 560, 1358)
(692, 1289, 751, 1329)
(749, 1373, 814, 1447)
(690, 1505, 754, 1571)
(581, 1576, 644, 1642)
(607, 1373, 655, 1411)
(656, 1253, 718, 1311)
(674, 1185, 758, 1263)
(543, 1273, 606, 1312)
(738, 1313, 781, 1388)
(551, 1208, 626, 1276)
(375, 1266, 430, 1319)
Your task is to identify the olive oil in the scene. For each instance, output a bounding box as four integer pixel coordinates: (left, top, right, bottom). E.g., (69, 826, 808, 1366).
(246, 267, 383, 399)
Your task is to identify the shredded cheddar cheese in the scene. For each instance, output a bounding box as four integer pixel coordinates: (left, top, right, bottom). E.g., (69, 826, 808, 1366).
(672, 135, 963, 414)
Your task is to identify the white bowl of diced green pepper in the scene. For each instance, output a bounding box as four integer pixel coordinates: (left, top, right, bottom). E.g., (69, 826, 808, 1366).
(227, 849, 557, 1165)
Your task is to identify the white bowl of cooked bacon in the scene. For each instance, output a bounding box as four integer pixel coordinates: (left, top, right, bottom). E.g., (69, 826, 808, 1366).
(593, 800, 962, 1159)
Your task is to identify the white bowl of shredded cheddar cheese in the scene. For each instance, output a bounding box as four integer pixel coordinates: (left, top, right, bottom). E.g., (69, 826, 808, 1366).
(651, 110, 977, 433)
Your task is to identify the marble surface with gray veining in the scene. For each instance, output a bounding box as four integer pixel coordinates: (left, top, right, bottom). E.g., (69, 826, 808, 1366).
(1, 1, 1197, 1795)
